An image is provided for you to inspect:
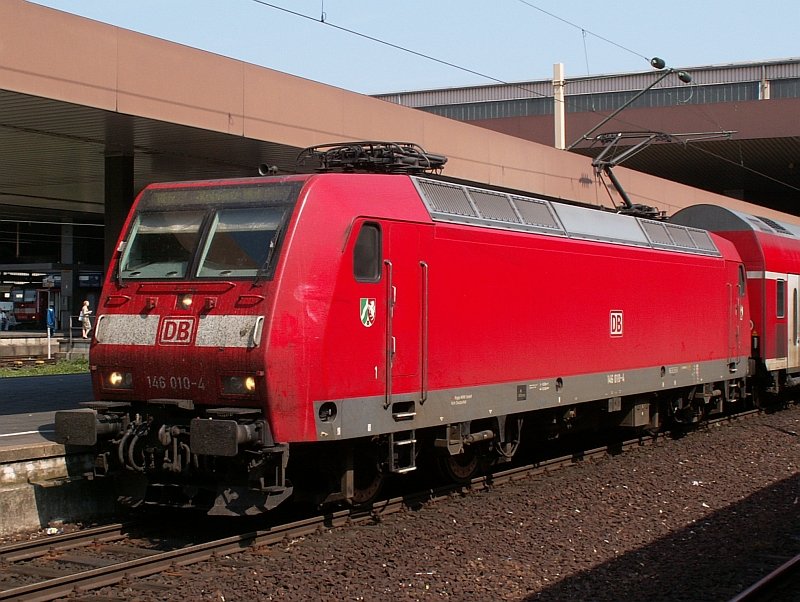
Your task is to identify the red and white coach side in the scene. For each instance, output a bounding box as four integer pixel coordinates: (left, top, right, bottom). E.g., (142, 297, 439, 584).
(673, 204, 800, 393)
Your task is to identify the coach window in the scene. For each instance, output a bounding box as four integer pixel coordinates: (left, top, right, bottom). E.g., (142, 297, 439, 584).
(354, 222, 382, 282)
(777, 279, 786, 318)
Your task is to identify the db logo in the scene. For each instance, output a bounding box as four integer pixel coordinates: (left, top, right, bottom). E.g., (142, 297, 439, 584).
(609, 310, 624, 338)
(159, 317, 196, 345)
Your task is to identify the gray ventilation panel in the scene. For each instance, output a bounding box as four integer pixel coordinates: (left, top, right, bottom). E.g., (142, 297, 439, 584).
(412, 177, 721, 257)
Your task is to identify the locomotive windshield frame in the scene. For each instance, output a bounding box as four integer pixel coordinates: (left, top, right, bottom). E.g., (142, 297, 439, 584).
(117, 181, 302, 282)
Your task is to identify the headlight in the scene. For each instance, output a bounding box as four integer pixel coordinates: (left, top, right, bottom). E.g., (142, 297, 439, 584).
(107, 371, 133, 389)
(222, 375, 257, 395)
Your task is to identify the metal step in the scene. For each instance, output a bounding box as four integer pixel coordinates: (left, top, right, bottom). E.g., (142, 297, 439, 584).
(389, 430, 417, 473)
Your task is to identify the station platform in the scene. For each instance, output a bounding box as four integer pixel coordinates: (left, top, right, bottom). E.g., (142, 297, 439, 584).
(0, 373, 115, 536)
(0, 330, 89, 360)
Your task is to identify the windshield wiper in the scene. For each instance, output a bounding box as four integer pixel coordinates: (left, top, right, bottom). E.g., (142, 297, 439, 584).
(115, 240, 128, 287)
(253, 218, 286, 286)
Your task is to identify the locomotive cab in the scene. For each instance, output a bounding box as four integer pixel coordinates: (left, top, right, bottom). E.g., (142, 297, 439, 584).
(57, 178, 307, 515)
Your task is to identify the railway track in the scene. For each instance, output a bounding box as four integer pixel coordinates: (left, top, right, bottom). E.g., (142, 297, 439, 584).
(0, 408, 772, 601)
(0, 510, 373, 601)
(728, 552, 800, 602)
(0, 355, 56, 369)
(0, 444, 650, 600)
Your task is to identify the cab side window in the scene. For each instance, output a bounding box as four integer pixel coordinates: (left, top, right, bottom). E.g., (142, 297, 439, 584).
(353, 223, 382, 282)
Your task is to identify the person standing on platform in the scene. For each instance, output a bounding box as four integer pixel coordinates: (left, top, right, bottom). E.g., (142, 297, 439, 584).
(79, 300, 92, 339)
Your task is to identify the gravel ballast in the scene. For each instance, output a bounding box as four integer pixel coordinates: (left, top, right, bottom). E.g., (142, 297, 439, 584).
(67, 406, 800, 600)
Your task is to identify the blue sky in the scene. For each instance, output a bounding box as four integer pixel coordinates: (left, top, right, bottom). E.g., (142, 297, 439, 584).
(31, 0, 800, 94)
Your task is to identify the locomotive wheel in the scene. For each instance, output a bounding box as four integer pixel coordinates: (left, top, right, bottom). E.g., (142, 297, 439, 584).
(437, 448, 483, 484)
(351, 440, 385, 505)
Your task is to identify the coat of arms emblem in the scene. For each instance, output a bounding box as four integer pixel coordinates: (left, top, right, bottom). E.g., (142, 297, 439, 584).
(360, 298, 376, 327)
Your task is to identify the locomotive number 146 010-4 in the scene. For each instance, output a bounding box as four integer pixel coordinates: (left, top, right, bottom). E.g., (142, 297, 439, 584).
(146, 375, 206, 391)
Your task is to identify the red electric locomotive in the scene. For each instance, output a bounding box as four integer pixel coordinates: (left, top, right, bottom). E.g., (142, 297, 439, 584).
(56, 143, 753, 516)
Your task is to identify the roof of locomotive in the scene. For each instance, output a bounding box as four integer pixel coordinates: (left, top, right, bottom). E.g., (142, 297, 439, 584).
(411, 176, 723, 258)
(136, 172, 725, 258)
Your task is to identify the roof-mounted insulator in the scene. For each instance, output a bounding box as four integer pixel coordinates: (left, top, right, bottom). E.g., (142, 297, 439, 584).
(296, 141, 447, 174)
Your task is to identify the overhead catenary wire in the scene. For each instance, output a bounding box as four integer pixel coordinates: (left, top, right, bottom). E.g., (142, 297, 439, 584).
(581, 29, 591, 76)
(0, 220, 105, 249)
(249, 0, 527, 92)
(685, 142, 800, 193)
(246, 1, 799, 196)
(513, 0, 652, 65)
(0, 232, 105, 242)
(249, 0, 669, 125)
(0, 219, 103, 228)
(247, 1, 687, 131)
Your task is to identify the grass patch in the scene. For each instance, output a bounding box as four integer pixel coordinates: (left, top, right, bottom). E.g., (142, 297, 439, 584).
(0, 358, 89, 378)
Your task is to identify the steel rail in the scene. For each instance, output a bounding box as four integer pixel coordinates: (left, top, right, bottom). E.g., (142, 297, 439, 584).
(0, 510, 370, 602)
(727, 552, 800, 602)
(0, 523, 129, 562)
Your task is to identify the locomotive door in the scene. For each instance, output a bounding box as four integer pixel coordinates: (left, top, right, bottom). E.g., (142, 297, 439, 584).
(728, 265, 745, 368)
(383, 221, 425, 405)
(788, 274, 800, 371)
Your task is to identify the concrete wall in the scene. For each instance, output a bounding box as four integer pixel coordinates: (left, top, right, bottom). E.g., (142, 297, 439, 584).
(0, 445, 115, 536)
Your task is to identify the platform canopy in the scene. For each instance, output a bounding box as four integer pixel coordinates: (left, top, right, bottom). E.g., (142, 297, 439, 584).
(2, 0, 798, 235)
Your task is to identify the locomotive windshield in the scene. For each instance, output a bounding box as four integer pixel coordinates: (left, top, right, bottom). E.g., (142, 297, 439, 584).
(119, 211, 205, 279)
(117, 181, 302, 281)
(196, 206, 287, 277)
